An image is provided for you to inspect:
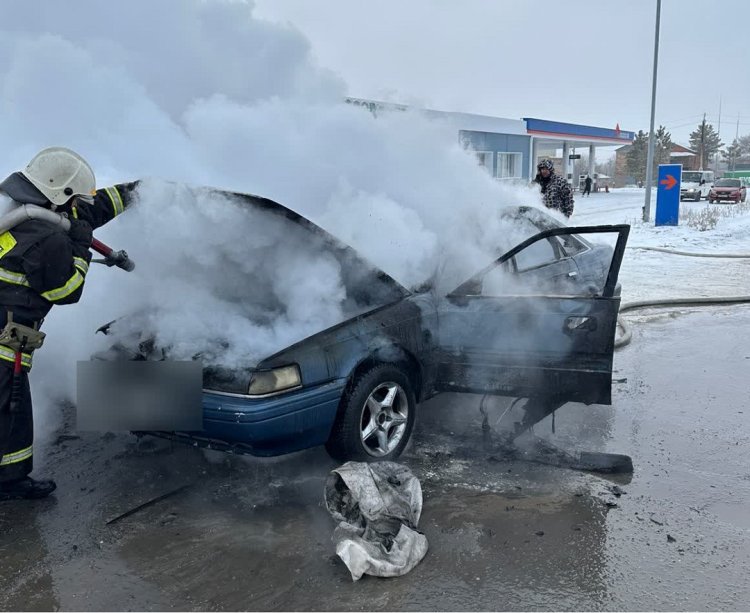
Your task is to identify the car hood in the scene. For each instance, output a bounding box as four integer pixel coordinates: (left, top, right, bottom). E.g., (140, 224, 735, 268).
(96, 184, 410, 378)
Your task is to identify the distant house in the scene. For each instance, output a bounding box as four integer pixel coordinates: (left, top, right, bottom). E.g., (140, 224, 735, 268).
(615, 143, 700, 186)
(669, 144, 700, 170)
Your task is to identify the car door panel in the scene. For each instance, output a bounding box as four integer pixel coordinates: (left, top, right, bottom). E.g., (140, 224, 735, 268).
(436, 225, 629, 404)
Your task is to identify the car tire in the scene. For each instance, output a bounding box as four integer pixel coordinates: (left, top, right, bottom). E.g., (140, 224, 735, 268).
(694, 192, 701, 202)
(325, 364, 416, 462)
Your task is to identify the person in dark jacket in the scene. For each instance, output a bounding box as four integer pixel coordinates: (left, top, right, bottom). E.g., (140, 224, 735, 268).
(0, 147, 138, 500)
(533, 159, 574, 218)
(582, 175, 593, 197)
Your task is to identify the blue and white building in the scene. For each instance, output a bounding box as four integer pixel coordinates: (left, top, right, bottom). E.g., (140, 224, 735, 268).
(346, 97, 635, 183)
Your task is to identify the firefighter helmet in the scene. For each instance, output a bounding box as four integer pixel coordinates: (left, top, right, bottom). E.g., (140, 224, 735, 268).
(20, 147, 96, 207)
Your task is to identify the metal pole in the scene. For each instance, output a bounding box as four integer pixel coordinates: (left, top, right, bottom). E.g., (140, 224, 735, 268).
(716, 96, 722, 172)
(643, 0, 662, 222)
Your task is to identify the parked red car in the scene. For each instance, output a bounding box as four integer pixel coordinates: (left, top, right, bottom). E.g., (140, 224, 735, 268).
(708, 178, 747, 203)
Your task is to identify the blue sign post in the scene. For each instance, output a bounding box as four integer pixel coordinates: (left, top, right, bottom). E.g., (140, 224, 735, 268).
(655, 164, 682, 226)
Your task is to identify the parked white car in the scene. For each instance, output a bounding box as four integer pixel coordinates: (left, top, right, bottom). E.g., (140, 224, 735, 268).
(680, 170, 714, 201)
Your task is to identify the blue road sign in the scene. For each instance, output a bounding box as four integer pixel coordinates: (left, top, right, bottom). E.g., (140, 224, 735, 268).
(655, 164, 682, 226)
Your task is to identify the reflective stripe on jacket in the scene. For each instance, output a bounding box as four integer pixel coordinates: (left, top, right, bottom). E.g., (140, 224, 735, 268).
(0, 444, 32, 466)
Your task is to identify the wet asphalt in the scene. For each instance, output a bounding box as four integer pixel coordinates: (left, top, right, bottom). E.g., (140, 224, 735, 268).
(1, 305, 749, 611)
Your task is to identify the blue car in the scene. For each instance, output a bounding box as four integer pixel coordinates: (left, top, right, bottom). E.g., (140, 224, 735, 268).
(99, 189, 629, 462)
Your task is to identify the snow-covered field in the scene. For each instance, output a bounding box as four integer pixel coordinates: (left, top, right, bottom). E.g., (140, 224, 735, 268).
(573, 188, 750, 303)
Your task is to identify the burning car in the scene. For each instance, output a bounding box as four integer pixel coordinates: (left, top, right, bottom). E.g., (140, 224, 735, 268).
(97, 188, 629, 462)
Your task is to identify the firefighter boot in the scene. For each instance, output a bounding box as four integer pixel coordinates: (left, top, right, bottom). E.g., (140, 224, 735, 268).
(0, 477, 56, 501)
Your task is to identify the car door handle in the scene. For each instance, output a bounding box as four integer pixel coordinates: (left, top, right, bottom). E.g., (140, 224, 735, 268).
(564, 316, 597, 331)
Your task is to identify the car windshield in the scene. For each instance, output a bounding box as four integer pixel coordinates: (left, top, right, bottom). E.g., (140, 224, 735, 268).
(682, 172, 703, 183)
(715, 179, 741, 187)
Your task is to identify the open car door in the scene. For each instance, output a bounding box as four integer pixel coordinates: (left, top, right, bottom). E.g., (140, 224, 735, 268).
(434, 224, 629, 405)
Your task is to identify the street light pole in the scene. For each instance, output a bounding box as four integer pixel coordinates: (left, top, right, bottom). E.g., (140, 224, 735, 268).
(643, 0, 662, 223)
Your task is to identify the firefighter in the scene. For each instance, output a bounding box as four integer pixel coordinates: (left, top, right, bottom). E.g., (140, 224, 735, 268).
(0, 147, 138, 500)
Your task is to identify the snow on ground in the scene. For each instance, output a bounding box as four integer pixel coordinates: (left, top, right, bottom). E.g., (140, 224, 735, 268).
(572, 188, 750, 303)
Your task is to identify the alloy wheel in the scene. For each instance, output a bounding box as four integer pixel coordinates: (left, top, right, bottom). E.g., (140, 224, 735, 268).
(359, 381, 409, 457)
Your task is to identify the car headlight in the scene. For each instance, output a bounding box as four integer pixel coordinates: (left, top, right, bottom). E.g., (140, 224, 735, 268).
(687, 188, 695, 192)
(247, 364, 302, 396)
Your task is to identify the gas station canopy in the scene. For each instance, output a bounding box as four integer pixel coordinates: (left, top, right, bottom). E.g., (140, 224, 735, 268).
(524, 118, 635, 148)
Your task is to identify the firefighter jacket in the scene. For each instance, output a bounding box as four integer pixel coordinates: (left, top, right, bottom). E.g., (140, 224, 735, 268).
(0, 182, 137, 370)
(72, 182, 138, 231)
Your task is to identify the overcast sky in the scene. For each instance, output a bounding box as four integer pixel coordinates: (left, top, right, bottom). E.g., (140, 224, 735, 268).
(255, 0, 750, 147)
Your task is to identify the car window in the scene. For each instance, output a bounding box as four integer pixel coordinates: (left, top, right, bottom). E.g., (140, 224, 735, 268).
(514, 237, 557, 271)
(715, 179, 741, 188)
(481, 235, 573, 296)
(477, 229, 624, 298)
(557, 233, 589, 257)
(449, 208, 627, 299)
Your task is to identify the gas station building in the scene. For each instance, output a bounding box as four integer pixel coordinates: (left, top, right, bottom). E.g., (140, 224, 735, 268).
(345, 97, 635, 185)
(452, 114, 635, 185)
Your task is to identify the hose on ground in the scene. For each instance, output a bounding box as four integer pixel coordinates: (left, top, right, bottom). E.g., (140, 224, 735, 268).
(630, 246, 750, 258)
(615, 248, 750, 349)
(615, 296, 750, 349)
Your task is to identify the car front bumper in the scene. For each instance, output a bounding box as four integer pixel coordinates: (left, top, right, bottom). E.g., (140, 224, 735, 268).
(148, 378, 348, 456)
(709, 192, 741, 201)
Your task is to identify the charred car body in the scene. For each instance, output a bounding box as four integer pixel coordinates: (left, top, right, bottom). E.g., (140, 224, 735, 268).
(98, 188, 629, 462)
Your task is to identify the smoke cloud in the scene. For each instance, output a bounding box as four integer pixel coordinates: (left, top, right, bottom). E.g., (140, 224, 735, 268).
(0, 0, 558, 437)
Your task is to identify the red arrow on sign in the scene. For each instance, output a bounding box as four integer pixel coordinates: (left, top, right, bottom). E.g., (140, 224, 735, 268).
(660, 174, 677, 190)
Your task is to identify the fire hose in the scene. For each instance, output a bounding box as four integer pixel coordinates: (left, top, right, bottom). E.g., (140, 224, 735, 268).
(615, 246, 750, 349)
(0, 204, 134, 271)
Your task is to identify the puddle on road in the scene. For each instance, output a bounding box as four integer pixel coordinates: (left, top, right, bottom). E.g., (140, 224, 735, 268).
(101, 445, 619, 612)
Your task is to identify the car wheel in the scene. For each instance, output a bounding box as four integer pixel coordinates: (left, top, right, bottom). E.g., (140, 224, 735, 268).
(325, 364, 416, 462)
(708, 198, 714, 204)
(694, 192, 701, 202)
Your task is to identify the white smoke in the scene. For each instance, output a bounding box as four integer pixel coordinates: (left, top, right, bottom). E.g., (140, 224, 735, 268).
(0, 0, 549, 436)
